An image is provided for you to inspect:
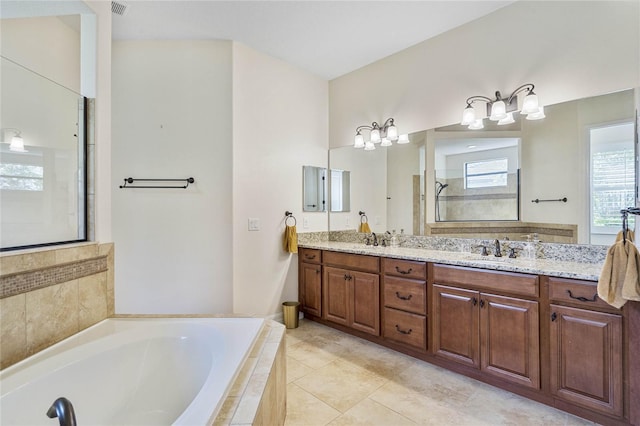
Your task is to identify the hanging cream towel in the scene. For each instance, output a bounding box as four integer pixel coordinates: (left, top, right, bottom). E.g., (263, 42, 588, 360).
(283, 225, 298, 253)
(597, 240, 640, 308)
(359, 222, 371, 233)
(615, 229, 635, 242)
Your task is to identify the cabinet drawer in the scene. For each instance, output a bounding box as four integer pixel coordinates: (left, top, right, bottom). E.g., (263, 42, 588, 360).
(299, 248, 321, 264)
(384, 276, 426, 315)
(323, 251, 379, 273)
(433, 264, 538, 298)
(383, 258, 426, 280)
(383, 307, 426, 351)
(548, 277, 613, 310)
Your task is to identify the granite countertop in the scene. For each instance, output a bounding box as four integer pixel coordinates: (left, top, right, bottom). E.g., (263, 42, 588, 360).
(299, 241, 604, 282)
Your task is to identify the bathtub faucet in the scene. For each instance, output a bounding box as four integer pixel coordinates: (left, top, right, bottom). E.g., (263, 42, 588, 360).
(46, 397, 77, 426)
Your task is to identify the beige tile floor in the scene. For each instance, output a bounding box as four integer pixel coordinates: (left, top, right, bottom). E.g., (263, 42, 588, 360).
(284, 319, 596, 426)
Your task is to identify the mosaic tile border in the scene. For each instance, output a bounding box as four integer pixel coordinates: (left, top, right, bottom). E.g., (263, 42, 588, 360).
(0, 256, 108, 299)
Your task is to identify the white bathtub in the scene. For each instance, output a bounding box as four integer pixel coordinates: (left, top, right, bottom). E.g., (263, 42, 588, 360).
(0, 317, 265, 425)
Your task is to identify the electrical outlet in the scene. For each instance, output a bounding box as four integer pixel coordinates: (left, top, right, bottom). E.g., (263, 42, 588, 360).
(303, 217, 309, 229)
(248, 218, 260, 231)
(375, 216, 381, 225)
(345, 217, 350, 227)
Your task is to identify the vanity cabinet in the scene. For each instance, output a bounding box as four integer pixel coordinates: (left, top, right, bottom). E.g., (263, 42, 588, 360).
(382, 258, 427, 351)
(432, 265, 540, 390)
(322, 252, 380, 336)
(299, 248, 322, 317)
(547, 277, 623, 418)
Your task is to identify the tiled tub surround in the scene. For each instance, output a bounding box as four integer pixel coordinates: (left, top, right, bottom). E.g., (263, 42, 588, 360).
(0, 317, 286, 426)
(0, 243, 114, 369)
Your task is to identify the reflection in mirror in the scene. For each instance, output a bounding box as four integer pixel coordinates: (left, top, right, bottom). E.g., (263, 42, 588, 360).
(328, 88, 637, 245)
(434, 138, 520, 222)
(329, 169, 350, 212)
(302, 165, 327, 212)
(1, 56, 86, 250)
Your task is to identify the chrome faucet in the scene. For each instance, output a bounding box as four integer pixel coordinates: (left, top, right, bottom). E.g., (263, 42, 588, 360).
(372, 232, 378, 246)
(47, 397, 77, 426)
(493, 239, 502, 257)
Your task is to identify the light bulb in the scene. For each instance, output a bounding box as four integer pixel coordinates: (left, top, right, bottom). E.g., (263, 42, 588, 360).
(9, 134, 27, 152)
(489, 100, 507, 121)
(354, 132, 365, 148)
(370, 128, 381, 143)
(380, 138, 392, 147)
(397, 134, 410, 144)
(497, 112, 515, 125)
(526, 106, 545, 120)
(521, 91, 539, 115)
(386, 124, 398, 141)
(468, 119, 484, 130)
(461, 105, 476, 125)
(364, 140, 376, 151)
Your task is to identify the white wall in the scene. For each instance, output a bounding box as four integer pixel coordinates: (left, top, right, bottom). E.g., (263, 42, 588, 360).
(0, 16, 80, 93)
(112, 41, 233, 314)
(329, 147, 387, 232)
(86, 0, 112, 244)
(232, 42, 328, 316)
(329, 1, 640, 148)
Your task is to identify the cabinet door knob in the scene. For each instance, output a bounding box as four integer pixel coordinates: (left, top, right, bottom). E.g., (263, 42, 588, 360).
(479, 299, 485, 308)
(316, 269, 320, 274)
(395, 325, 413, 335)
(472, 297, 478, 306)
(551, 312, 558, 322)
(395, 291, 413, 301)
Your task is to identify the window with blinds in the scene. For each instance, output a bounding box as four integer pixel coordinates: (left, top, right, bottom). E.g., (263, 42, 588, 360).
(464, 158, 508, 189)
(590, 122, 635, 237)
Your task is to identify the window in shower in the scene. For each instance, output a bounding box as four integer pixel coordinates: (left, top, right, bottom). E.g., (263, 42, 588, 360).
(464, 158, 508, 189)
(590, 121, 635, 245)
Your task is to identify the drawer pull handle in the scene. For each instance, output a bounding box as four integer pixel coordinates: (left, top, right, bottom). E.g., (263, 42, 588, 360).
(566, 290, 597, 303)
(395, 325, 413, 335)
(305, 254, 316, 260)
(395, 266, 413, 275)
(395, 292, 413, 301)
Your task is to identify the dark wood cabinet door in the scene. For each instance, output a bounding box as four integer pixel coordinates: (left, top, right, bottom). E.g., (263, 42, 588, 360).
(323, 267, 349, 326)
(300, 262, 322, 317)
(550, 305, 623, 417)
(432, 284, 480, 368)
(351, 270, 380, 336)
(480, 293, 540, 389)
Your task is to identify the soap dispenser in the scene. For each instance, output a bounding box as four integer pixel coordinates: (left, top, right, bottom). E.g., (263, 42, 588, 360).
(523, 235, 534, 260)
(390, 229, 400, 248)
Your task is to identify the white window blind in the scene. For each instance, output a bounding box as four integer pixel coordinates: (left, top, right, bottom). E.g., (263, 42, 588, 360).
(590, 123, 635, 234)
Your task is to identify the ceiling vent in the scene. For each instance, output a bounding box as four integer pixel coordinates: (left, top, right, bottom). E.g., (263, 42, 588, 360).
(111, 1, 128, 16)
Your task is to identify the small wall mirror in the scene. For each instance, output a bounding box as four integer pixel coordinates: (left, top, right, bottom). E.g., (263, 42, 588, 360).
(303, 165, 327, 212)
(329, 169, 350, 212)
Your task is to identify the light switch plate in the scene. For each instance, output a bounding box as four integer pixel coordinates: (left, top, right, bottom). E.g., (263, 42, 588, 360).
(248, 218, 260, 231)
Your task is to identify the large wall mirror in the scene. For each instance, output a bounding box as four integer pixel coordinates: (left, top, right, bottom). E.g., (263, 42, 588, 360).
(1, 2, 96, 250)
(329, 88, 638, 246)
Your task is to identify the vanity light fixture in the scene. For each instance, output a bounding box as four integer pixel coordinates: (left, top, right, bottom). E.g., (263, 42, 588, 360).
(354, 118, 409, 150)
(2, 128, 27, 152)
(460, 83, 543, 129)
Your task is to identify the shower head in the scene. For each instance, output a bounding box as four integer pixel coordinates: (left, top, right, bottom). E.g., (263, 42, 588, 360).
(436, 181, 449, 196)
